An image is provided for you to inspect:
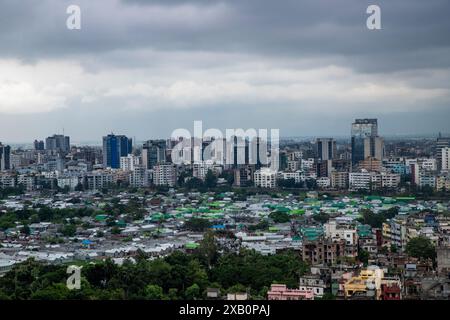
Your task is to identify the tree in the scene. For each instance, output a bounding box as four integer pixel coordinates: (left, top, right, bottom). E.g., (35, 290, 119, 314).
(30, 283, 70, 300)
(227, 283, 247, 294)
(219, 170, 234, 186)
(185, 283, 201, 300)
(196, 230, 218, 269)
(147, 259, 172, 288)
(186, 260, 208, 290)
(184, 218, 212, 232)
(405, 236, 436, 261)
(145, 284, 164, 300)
(111, 226, 121, 235)
(269, 211, 290, 223)
(390, 244, 398, 253)
(204, 170, 218, 189)
(21, 224, 31, 236)
(312, 212, 330, 224)
(183, 177, 204, 190)
(358, 249, 370, 265)
(60, 224, 76, 237)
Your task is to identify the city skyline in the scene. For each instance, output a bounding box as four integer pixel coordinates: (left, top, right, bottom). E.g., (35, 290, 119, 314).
(1, 0, 450, 142)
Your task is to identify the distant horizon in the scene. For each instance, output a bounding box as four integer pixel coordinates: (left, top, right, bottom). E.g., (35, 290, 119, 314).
(4, 132, 449, 148)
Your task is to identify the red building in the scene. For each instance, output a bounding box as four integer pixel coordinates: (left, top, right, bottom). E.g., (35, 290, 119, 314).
(380, 282, 401, 300)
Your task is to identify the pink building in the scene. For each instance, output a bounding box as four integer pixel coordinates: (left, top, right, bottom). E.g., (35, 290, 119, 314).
(267, 284, 314, 300)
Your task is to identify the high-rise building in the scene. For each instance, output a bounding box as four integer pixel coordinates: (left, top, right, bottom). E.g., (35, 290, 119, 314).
(436, 133, 450, 171)
(351, 119, 384, 165)
(34, 140, 45, 151)
(120, 154, 140, 171)
(316, 138, 337, 161)
(102, 134, 133, 169)
(153, 163, 177, 187)
(363, 136, 384, 160)
(442, 147, 450, 172)
(45, 134, 70, 152)
(0, 143, 11, 171)
(254, 167, 277, 188)
(142, 139, 166, 169)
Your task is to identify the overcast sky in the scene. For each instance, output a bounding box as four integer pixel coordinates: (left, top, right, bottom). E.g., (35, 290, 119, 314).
(0, 0, 449, 143)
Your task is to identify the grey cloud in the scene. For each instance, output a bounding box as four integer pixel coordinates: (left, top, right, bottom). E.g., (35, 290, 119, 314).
(0, 0, 449, 72)
(0, 0, 450, 142)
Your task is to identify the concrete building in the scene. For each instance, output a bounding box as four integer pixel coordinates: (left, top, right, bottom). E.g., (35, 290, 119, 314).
(344, 266, 384, 300)
(331, 170, 349, 189)
(129, 166, 152, 188)
(278, 170, 305, 184)
(45, 134, 70, 153)
(142, 140, 167, 169)
(437, 246, 450, 274)
(86, 171, 114, 191)
(349, 170, 372, 190)
(193, 161, 223, 180)
(441, 147, 450, 172)
(233, 165, 255, 187)
(316, 138, 337, 161)
(267, 284, 314, 300)
(153, 163, 177, 187)
(120, 154, 140, 171)
(254, 168, 277, 188)
(0, 143, 11, 171)
(0, 174, 15, 188)
(299, 276, 326, 298)
(351, 118, 379, 166)
(436, 134, 449, 171)
(57, 176, 81, 191)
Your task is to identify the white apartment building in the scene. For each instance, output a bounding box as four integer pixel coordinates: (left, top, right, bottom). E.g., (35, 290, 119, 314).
(192, 161, 223, 180)
(406, 158, 437, 171)
(324, 220, 358, 246)
(436, 175, 450, 191)
(153, 163, 177, 187)
(301, 158, 315, 171)
(278, 170, 305, 183)
(129, 166, 152, 188)
(419, 171, 436, 188)
(0, 174, 15, 188)
(288, 151, 303, 161)
(442, 147, 450, 172)
(17, 175, 36, 191)
(380, 172, 401, 189)
(254, 168, 277, 188)
(349, 171, 372, 190)
(86, 171, 114, 191)
(287, 160, 301, 172)
(120, 154, 140, 171)
(350, 170, 400, 190)
(57, 176, 81, 191)
(316, 177, 331, 189)
(331, 171, 349, 189)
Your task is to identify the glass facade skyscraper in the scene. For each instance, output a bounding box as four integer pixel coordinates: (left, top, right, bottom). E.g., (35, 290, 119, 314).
(351, 119, 380, 166)
(102, 134, 133, 169)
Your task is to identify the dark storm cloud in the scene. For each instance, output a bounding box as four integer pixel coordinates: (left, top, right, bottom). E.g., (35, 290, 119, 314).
(0, 0, 449, 72)
(0, 0, 449, 142)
